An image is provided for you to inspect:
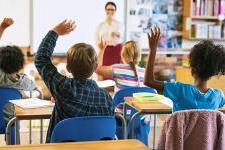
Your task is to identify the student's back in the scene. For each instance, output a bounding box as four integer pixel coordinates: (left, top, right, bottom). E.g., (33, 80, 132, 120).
(164, 82, 225, 112)
(34, 20, 114, 143)
(112, 63, 144, 92)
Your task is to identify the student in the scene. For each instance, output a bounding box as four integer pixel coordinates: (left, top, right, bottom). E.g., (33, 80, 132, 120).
(0, 18, 14, 39)
(0, 18, 36, 144)
(96, 40, 144, 92)
(144, 27, 225, 112)
(96, 40, 149, 145)
(35, 20, 114, 143)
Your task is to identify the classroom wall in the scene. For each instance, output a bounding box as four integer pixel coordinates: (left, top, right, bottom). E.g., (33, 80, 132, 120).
(0, 0, 224, 50)
(0, 0, 30, 46)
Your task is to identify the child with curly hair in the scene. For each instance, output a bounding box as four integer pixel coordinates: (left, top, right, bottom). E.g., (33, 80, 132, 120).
(144, 27, 225, 112)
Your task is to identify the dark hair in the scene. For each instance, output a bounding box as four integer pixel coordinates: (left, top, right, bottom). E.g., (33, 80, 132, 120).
(105, 1, 117, 10)
(0, 46, 24, 74)
(67, 43, 97, 79)
(189, 40, 225, 81)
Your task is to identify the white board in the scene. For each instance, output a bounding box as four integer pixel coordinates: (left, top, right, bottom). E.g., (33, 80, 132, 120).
(32, 0, 125, 54)
(0, 0, 30, 46)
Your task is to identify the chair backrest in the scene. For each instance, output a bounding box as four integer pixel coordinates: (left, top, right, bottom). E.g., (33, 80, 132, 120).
(50, 116, 116, 143)
(113, 87, 157, 115)
(0, 87, 22, 133)
(158, 110, 225, 150)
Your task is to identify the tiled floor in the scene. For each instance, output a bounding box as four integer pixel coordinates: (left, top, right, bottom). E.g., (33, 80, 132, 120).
(0, 114, 170, 148)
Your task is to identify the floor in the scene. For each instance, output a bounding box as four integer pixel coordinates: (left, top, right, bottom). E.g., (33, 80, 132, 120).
(0, 115, 169, 148)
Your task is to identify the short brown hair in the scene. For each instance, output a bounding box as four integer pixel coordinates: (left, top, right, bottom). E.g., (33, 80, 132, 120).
(67, 43, 97, 79)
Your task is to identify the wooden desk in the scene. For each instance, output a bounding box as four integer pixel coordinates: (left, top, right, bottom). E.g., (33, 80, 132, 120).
(124, 97, 172, 114)
(124, 97, 172, 149)
(0, 140, 149, 150)
(15, 106, 53, 120)
(6, 106, 53, 145)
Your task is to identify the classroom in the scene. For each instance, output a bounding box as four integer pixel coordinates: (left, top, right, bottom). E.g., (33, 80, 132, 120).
(0, 0, 225, 149)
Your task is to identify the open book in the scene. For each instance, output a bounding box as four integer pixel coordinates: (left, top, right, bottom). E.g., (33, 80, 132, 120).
(10, 98, 54, 109)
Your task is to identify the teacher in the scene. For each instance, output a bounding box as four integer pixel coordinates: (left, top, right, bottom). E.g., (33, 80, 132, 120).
(96, 1, 123, 66)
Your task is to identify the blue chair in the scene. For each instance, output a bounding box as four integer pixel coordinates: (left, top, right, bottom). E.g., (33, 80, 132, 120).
(0, 87, 22, 145)
(50, 116, 116, 143)
(113, 87, 157, 146)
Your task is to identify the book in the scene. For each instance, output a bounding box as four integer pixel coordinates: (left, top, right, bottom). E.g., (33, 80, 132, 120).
(10, 98, 54, 109)
(196, 0, 201, 15)
(96, 80, 115, 88)
(207, 0, 214, 16)
(219, 0, 225, 15)
(214, 0, 220, 16)
(133, 92, 165, 102)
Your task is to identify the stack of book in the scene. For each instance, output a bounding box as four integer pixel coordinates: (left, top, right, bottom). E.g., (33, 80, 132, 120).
(192, 0, 225, 16)
(191, 21, 222, 39)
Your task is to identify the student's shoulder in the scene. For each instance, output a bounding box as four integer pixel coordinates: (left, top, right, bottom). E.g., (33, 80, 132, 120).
(210, 88, 224, 96)
(164, 81, 190, 86)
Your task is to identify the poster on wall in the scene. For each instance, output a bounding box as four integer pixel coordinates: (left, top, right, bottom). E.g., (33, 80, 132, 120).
(126, 0, 183, 50)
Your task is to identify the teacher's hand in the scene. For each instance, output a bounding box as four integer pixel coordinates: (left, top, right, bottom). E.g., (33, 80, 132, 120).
(111, 31, 120, 38)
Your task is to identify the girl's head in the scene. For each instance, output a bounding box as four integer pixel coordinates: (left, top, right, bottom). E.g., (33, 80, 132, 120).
(121, 41, 140, 78)
(105, 1, 117, 20)
(189, 40, 225, 81)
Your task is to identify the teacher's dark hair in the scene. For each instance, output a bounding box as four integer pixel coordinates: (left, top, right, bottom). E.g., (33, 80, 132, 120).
(105, 1, 117, 10)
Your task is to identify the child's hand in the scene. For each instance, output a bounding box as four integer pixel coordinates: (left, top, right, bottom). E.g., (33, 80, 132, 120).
(0, 18, 14, 29)
(98, 37, 107, 50)
(53, 19, 76, 36)
(147, 27, 161, 52)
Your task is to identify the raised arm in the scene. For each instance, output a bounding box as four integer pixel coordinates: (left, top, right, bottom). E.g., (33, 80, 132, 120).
(0, 18, 14, 39)
(144, 27, 164, 91)
(35, 20, 76, 93)
(95, 38, 113, 79)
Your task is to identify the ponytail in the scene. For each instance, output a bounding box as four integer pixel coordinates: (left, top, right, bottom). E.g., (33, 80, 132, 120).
(129, 61, 138, 80)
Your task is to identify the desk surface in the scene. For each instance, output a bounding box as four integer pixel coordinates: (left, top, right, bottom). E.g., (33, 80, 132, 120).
(0, 140, 149, 150)
(14, 105, 53, 120)
(124, 97, 172, 114)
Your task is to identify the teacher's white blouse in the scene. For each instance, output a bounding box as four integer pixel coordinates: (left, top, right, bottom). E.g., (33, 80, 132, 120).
(95, 19, 123, 46)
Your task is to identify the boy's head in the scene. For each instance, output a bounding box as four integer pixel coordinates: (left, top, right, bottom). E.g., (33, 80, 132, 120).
(0, 46, 24, 74)
(66, 43, 97, 79)
(189, 40, 225, 81)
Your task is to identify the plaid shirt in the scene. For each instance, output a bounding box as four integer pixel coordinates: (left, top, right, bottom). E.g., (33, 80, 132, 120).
(35, 31, 115, 143)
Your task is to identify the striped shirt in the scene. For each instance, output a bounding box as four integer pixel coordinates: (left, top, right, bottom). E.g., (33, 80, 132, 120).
(111, 64, 145, 92)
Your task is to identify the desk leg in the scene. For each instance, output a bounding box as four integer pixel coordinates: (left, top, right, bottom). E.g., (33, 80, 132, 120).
(6, 117, 16, 145)
(15, 120, 20, 144)
(40, 119, 43, 143)
(29, 120, 32, 144)
(153, 114, 158, 149)
(123, 103, 127, 121)
(115, 113, 126, 139)
(129, 112, 141, 139)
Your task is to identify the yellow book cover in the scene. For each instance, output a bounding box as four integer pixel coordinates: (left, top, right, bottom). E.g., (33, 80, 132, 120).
(133, 92, 165, 102)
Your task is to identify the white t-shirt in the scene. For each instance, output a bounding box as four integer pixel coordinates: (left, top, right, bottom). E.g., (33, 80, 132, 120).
(95, 19, 123, 46)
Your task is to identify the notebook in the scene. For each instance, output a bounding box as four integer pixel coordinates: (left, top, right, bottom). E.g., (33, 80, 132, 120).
(10, 98, 54, 109)
(96, 80, 115, 88)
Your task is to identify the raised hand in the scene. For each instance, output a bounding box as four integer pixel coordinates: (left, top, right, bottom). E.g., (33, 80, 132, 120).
(98, 37, 107, 50)
(0, 18, 14, 29)
(53, 19, 76, 36)
(147, 27, 161, 52)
